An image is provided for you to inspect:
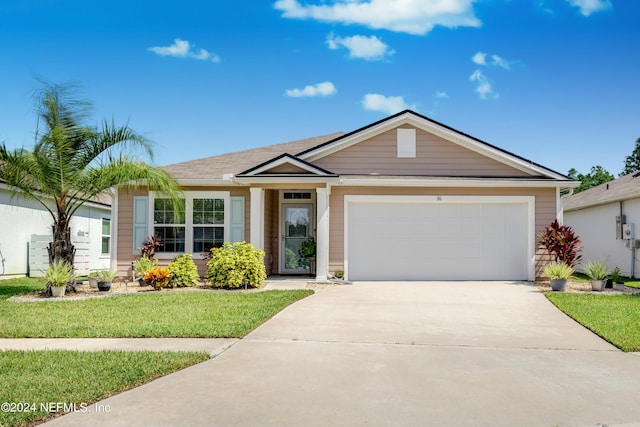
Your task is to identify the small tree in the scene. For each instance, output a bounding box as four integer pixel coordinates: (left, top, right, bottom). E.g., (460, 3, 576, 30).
(621, 137, 640, 176)
(568, 166, 614, 194)
(0, 82, 181, 279)
(538, 220, 583, 267)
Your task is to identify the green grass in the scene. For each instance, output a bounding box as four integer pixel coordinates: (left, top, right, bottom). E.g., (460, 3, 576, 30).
(0, 278, 44, 299)
(0, 350, 209, 427)
(546, 292, 640, 351)
(0, 278, 313, 337)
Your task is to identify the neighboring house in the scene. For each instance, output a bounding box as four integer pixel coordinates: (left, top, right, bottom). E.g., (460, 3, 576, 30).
(0, 182, 112, 278)
(563, 172, 640, 278)
(112, 110, 576, 282)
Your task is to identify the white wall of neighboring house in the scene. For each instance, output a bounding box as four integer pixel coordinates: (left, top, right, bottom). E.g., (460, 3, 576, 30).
(565, 197, 640, 278)
(0, 187, 111, 278)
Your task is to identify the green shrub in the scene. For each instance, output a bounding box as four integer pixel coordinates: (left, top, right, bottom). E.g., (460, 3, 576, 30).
(543, 261, 574, 280)
(44, 260, 74, 288)
(167, 254, 200, 287)
(95, 269, 117, 282)
(132, 256, 158, 278)
(583, 260, 608, 280)
(143, 267, 171, 290)
(206, 242, 266, 289)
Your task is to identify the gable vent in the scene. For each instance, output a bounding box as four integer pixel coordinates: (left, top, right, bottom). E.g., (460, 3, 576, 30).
(397, 128, 416, 158)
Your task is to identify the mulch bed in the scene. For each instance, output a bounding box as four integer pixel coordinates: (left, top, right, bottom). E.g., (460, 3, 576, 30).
(536, 280, 640, 294)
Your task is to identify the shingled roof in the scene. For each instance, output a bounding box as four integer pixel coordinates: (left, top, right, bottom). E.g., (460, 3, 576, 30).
(563, 172, 640, 211)
(162, 132, 344, 180)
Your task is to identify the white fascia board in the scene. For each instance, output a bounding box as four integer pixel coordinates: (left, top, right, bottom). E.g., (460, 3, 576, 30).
(0, 182, 112, 210)
(300, 115, 410, 162)
(176, 178, 242, 186)
(337, 177, 579, 188)
(300, 112, 566, 180)
(234, 176, 341, 185)
(243, 156, 332, 176)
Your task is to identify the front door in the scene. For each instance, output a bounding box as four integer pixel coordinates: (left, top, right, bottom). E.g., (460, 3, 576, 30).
(281, 204, 313, 274)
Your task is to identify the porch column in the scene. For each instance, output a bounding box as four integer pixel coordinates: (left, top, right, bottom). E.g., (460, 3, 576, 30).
(249, 187, 264, 251)
(315, 186, 330, 281)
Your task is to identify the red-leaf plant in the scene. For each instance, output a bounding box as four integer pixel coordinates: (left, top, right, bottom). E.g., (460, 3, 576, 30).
(538, 219, 583, 268)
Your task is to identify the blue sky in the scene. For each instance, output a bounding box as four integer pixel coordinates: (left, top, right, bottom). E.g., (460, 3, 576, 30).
(1, 0, 638, 177)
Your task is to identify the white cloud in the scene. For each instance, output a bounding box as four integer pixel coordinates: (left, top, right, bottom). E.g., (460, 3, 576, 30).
(490, 54, 510, 70)
(472, 52, 486, 65)
(469, 70, 498, 100)
(565, 0, 612, 16)
(326, 34, 394, 60)
(435, 91, 449, 99)
(274, 0, 481, 35)
(148, 39, 220, 62)
(285, 81, 337, 97)
(361, 93, 415, 114)
(472, 51, 511, 70)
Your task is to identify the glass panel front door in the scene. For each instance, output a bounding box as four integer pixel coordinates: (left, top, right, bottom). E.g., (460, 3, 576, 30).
(282, 204, 313, 273)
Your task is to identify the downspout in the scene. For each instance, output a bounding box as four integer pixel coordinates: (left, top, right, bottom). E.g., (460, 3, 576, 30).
(0, 243, 5, 275)
(621, 201, 635, 278)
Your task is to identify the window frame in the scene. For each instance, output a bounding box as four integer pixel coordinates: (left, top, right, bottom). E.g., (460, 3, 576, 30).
(100, 216, 111, 257)
(149, 191, 230, 259)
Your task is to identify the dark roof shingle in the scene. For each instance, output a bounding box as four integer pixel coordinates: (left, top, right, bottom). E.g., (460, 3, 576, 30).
(563, 172, 640, 211)
(162, 132, 344, 180)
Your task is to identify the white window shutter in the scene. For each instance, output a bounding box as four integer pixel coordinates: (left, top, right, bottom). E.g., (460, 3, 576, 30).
(133, 196, 149, 254)
(230, 196, 245, 243)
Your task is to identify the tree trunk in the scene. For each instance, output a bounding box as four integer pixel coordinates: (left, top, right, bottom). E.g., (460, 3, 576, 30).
(46, 213, 77, 296)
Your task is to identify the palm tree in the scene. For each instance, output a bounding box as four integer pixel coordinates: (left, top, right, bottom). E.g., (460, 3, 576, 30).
(0, 82, 180, 275)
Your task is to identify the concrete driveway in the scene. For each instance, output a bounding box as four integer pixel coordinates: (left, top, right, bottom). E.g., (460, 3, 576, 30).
(46, 281, 640, 427)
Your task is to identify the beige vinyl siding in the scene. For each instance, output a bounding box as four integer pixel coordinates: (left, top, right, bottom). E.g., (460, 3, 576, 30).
(314, 126, 532, 177)
(328, 186, 557, 278)
(115, 186, 250, 278)
(265, 163, 310, 174)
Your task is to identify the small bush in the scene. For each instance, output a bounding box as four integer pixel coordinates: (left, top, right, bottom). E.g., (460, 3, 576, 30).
(583, 260, 608, 280)
(167, 254, 200, 287)
(543, 261, 574, 280)
(538, 219, 583, 267)
(206, 242, 266, 289)
(132, 256, 158, 278)
(44, 260, 74, 288)
(143, 267, 171, 290)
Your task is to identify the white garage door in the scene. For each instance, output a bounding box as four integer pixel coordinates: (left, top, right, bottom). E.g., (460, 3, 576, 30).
(346, 196, 532, 281)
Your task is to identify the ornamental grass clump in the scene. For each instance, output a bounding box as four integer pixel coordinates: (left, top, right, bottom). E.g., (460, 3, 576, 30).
(543, 261, 574, 280)
(132, 256, 158, 278)
(143, 266, 171, 290)
(206, 242, 266, 289)
(44, 260, 74, 289)
(583, 260, 608, 280)
(167, 254, 200, 287)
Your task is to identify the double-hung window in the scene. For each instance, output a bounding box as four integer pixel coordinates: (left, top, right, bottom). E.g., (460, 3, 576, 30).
(150, 192, 229, 257)
(101, 218, 111, 256)
(153, 198, 186, 252)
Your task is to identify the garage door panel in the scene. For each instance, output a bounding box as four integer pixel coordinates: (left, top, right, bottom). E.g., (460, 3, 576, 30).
(347, 199, 529, 281)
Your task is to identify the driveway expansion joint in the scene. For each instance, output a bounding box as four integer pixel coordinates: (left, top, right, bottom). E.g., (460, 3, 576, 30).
(243, 337, 620, 353)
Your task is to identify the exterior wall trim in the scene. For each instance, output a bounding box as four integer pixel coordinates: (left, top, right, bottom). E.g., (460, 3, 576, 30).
(337, 177, 576, 189)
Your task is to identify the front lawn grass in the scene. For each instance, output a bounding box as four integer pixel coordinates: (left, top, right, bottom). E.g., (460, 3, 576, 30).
(0, 350, 209, 427)
(0, 278, 313, 338)
(546, 292, 640, 351)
